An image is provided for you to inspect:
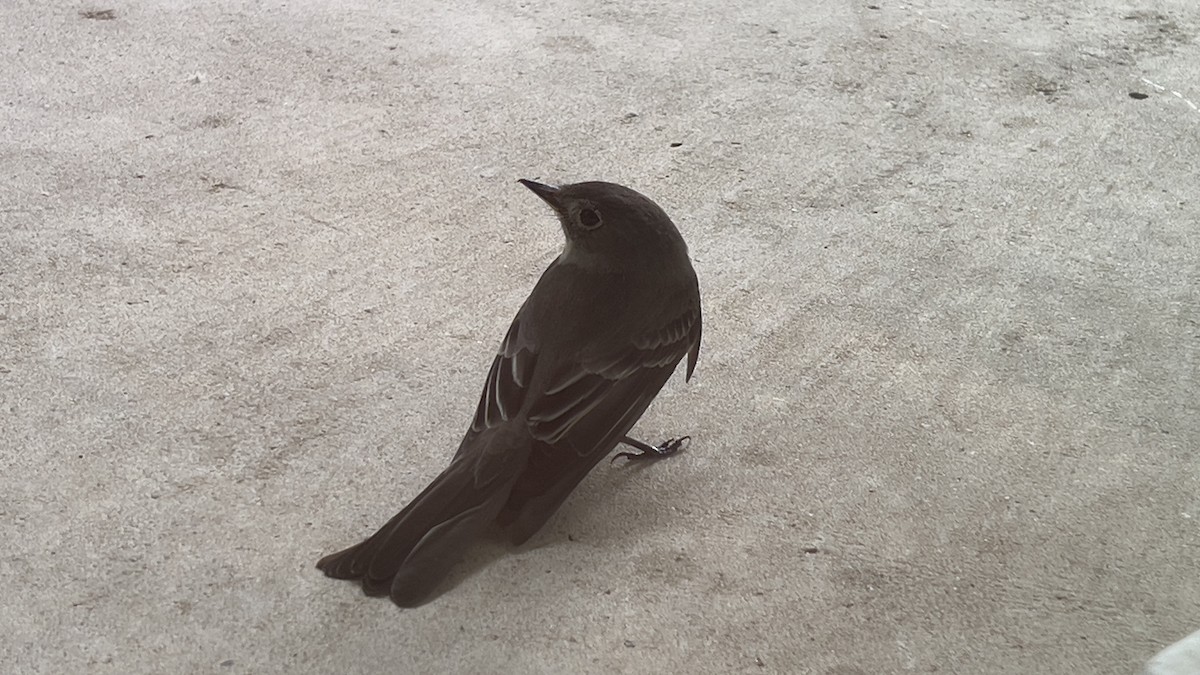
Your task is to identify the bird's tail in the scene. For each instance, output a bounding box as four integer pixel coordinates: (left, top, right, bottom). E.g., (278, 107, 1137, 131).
(316, 441, 527, 607)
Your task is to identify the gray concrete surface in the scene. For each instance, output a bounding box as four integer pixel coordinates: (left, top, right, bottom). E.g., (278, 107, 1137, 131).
(2, 0, 1198, 673)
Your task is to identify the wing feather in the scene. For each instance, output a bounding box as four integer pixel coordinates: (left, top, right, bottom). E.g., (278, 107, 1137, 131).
(469, 318, 537, 434)
(527, 305, 700, 450)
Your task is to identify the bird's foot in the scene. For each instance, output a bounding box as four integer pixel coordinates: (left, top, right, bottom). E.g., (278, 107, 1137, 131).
(611, 435, 690, 464)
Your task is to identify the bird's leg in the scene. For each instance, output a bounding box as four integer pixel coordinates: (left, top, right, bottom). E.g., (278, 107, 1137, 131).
(611, 435, 690, 464)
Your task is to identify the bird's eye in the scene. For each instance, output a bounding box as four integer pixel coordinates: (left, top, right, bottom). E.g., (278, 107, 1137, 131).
(578, 208, 602, 229)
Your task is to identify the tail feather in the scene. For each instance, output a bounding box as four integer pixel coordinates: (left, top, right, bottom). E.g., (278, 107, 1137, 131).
(386, 489, 512, 606)
(317, 443, 526, 607)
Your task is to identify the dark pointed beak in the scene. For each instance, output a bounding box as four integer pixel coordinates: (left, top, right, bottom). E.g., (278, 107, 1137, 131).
(518, 179, 562, 211)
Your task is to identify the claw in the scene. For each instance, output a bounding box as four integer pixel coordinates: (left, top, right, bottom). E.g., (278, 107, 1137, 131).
(611, 436, 691, 464)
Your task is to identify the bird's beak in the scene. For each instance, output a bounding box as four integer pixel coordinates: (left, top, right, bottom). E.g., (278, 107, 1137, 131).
(518, 179, 563, 212)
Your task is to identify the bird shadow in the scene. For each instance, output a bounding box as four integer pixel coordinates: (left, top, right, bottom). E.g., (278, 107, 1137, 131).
(420, 452, 683, 603)
(538, 454, 681, 544)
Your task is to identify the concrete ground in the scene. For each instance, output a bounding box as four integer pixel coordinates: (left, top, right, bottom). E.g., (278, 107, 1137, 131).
(2, 0, 1197, 673)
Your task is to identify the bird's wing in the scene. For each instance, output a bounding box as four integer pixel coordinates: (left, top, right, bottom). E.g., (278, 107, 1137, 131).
(468, 317, 538, 434)
(461, 299, 699, 453)
(492, 301, 700, 542)
(525, 303, 701, 452)
(450, 315, 538, 463)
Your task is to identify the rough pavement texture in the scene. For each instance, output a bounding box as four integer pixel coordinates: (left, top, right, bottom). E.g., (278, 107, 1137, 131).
(2, 1, 1198, 673)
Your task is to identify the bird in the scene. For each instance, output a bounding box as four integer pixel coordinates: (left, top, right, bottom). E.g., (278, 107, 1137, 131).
(316, 179, 702, 607)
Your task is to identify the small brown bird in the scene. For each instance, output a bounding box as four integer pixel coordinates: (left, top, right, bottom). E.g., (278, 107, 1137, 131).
(317, 179, 702, 607)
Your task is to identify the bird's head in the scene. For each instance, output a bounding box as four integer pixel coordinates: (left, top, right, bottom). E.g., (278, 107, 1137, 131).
(518, 179, 688, 266)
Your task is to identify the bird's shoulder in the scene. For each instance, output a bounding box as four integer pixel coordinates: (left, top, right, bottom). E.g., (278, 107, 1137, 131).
(464, 256, 698, 436)
(517, 257, 695, 347)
